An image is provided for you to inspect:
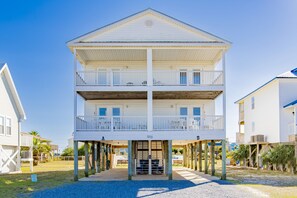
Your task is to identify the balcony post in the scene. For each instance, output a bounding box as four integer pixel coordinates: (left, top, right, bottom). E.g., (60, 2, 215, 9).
(148, 140, 152, 175)
(74, 140, 78, 181)
(147, 48, 152, 86)
(84, 142, 89, 177)
(147, 91, 153, 131)
(168, 140, 172, 180)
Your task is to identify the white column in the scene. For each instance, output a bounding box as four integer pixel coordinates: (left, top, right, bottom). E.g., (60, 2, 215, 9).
(221, 51, 227, 180)
(29, 146, 33, 172)
(147, 91, 153, 131)
(147, 48, 153, 86)
(147, 48, 153, 132)
(74, 49, 77, 133)
(16, 121, 21, 171)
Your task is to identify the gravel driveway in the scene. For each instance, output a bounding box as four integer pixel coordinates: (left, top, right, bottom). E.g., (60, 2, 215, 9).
(24, 169, 268, 198)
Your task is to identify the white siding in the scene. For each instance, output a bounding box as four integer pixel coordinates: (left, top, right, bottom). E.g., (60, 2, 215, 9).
(243, 80, 280, 143)
(84, 14, 211, 42)
(279, 79, 297, 142)
(83, 99, 215, 117)
(0, 73, 19, 147)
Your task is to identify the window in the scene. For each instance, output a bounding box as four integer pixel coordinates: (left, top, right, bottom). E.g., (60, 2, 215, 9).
(6, 118, 11, 135)
(251, 97, 255, 109)
(193, 71, 201, 84)
(193, 107, 201, 123)
(252, 122, 255, 132)
(179, 70, 187, 85)
(98, 108, 107, 116)
(112, 108, 120, 116)
(180, 107, 188, 116)
(0, 116, 4, 135)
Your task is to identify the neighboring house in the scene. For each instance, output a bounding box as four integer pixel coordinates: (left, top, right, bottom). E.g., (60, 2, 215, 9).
(68, 9, 231, 180)
(33, 135, 59, 160)
(235, 68, 297, 166)
(0, 63, 26, 173)
(67, 136, 83, 149)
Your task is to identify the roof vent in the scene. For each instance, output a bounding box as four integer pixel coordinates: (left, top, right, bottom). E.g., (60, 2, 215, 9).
(145, 20, 153, 27)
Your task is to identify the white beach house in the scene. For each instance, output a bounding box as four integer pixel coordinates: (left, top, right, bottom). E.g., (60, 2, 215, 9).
(68, 9, 231, 180)
(235, 68, 297, 166)
(0, 63, 32, 173)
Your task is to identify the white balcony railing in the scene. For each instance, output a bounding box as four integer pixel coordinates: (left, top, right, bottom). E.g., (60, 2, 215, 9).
(76, 70, 147, 86)
(153, 115, 224, 131)
(76, 116, 147, 131)
(76, 115, 224, 132)
(76, 70, 223, 86)
(153, 70, 223, 86)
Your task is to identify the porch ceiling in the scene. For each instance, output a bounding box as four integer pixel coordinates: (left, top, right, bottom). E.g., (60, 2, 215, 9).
(76, 48, 222, 65)
(77, 90, 222, 100)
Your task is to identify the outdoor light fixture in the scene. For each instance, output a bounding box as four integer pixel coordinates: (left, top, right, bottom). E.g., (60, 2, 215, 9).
(102, 136, 105, 140)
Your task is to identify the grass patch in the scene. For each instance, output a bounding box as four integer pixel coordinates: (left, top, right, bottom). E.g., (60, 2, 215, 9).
(0, 160, 84, 197)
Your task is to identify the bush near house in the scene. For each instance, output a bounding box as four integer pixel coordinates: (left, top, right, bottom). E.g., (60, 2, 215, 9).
(261, 144, 296, 172)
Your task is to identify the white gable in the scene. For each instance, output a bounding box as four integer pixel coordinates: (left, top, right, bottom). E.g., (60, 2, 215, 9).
(68, 9, 230, 45)
(84, 14, 213, 42)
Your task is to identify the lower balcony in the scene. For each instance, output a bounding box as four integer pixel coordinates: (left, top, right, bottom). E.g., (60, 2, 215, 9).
(76, 115, 224, 131)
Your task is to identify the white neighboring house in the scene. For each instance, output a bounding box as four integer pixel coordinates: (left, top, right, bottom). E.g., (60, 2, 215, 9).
(235, 68, 297, 145)
(67, 136, 83, 149)
(68, 9, 231, 180)
(0, 63, 27, 173)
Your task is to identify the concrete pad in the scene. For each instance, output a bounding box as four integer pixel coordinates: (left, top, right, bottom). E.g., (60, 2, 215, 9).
(79, 167, 221, 182)
(79, 168, 128, 181)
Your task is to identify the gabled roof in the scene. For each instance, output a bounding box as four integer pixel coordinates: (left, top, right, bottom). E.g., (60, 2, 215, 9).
(0, 63, 26, 120)
(235, 67, 297, 104)
(283, 99, 297, 108)
(67, 8, 231, 47)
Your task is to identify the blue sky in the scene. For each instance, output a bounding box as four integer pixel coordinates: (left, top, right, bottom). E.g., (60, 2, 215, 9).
(1, 1, 297, 151)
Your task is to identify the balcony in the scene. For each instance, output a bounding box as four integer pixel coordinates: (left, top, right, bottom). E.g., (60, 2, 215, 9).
(76, 116, 147, 131)
(76, 70, 223, 87)
(153, 115, 224, 131)
(76, 115, 223, 131)
(153, 70, 223, 86)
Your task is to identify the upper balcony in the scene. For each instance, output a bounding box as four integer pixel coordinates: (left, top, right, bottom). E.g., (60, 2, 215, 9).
(76, 70, 223, 87)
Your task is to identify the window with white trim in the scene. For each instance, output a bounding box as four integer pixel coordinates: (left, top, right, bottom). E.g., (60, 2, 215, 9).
(252, 122, 255, 133)
(0, 116, 4, 135)
(251, 97, 255, 110)
(6, 118, 11, 135)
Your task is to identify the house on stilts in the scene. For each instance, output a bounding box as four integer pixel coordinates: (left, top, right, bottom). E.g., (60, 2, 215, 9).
(67, 9, 231, 180)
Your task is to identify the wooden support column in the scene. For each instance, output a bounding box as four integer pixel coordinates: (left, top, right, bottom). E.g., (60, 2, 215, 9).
(91, 141, 95, 174)
(194, 142, 198, 171)
(187, 144, 191, 168)
(183, 145, 186, 167)
(128, 140, 132, 180)
(74, 140, 78, 181)
(106, 144, 109, 170)
(256, 143, 260, 169)
(211, 140, 215, 176)
(84, 142, 89, 177)
(221, 139, 227, 180)
(96, 142, 101, 173)
(168, 140, 172, 180)
(204, 141, 208, 174)
(199, 141, 202, 172)
(102, 143, 105, 171)
(191, 144, 194, 169)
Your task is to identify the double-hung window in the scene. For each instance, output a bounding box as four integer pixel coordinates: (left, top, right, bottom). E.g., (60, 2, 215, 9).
(0, 116, 4, 135)
(6, 118, 11, 135)
(179, 70, 187, 85)
(193, 71, 201, 85)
